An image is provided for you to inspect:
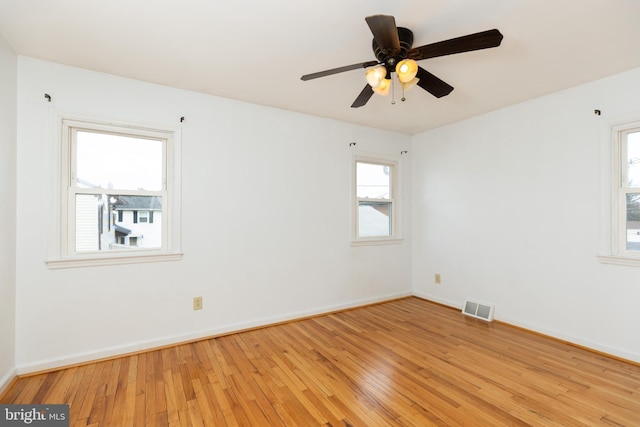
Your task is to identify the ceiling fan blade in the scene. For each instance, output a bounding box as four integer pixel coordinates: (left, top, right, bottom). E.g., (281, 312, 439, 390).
(408, 29, 503, 61)
(416, 67, 454, 98)
(351, 85, 375, 108)
(365, 15, 401, 56)
(301, 60, 379, 81)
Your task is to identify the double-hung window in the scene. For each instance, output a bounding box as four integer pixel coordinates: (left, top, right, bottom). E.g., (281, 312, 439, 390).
(48, 116, 182, 268)
(612, 122, 640, 259)
(353, 153, 402, 244)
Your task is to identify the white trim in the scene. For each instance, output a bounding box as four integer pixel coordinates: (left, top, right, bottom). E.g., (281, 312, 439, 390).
(15, 291, 411, 375)
(412, 292, 463, 310)
(0, 366, 17, 396)
(598, 112, 640, 266)
(14, 291, 640, 374)
(597, 254, 640, 268)
(351, 237, 404, 247)
(496, 312, 640, 364)
(47, 111, 182, 268)
(413, 292, 640, 363)
(351, 150, 403, 245)
(46, 251, 183, 269)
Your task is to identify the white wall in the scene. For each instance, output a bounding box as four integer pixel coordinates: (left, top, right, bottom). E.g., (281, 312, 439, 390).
(16, 54, 639, 374)
(0, 35, 17, 392)
(412, 66, 640, 362)
(15, 57, 412, 373)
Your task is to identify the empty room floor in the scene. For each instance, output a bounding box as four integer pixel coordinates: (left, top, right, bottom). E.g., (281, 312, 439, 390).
(2, 297, 639, 426)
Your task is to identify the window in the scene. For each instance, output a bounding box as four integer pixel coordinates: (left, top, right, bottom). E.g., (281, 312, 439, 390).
(352, 152, 402, 245)
(599, 118, 640, 266)
(138, 211, 149, 223)
(47, 115, 182, 268)
(613, 123, 640, 257)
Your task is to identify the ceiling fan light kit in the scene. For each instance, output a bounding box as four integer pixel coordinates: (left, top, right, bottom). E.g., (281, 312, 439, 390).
(301, 14, 503, 108)
(372, 77, 391, 96)
(365, 65, 387, 88)
(396, 59, 419, 83)
(401, 77, 420, 91)
(365, 59, 419, 100)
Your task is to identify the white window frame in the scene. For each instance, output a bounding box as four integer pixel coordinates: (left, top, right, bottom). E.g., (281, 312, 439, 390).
(47, 113, 182, 268)
(351, 151, 403, 246)
(598, 116, 640, 267)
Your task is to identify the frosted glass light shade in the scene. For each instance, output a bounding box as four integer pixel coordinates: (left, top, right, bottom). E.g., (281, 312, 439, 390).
(365, 65, 387, 88)
(372, 78, 391, 96)
(396, 59, 418, 83)
(401, 77, 420, 92)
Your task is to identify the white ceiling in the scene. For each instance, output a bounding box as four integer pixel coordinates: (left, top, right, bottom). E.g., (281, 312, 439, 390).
(1, 0, 639, 135)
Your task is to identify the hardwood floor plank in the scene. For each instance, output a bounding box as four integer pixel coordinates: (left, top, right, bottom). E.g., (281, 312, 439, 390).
(186, 397, 205, 427)
(88, 388, 108, 426)
(2, 297, 640, 426)
(76, 362, 105, 424)
(10, 375, 45, 404)
(189, 377, 215, 427)
(162, 364, 180, 425)
(67, 364, 95, 420)
(30, 370, 60, 403)
(209, 377, 239, 427)
(197, 379, 231, 427)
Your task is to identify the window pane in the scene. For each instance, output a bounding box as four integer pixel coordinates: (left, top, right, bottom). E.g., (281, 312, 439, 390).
(358, 201, 392, 237)
(357, 162, 391, 199)
(76, 131, 163, 191)
(75, 194, 101, 252)
(626, 193, 640, 251)
(75, 194, 162, 252)
(627, 131, 640, 187)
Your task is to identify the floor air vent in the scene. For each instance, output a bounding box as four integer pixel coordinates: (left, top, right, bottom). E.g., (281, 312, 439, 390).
(462, 300, 495, 322)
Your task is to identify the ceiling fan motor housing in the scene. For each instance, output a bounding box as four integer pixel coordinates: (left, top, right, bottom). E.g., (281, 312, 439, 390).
(372, 27, 414, 75)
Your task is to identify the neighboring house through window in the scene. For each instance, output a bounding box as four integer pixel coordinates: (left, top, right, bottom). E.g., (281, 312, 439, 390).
(47, 115, 182, 268)
(352, 152, 402, 245)
(112, 196, 161, 248)
(599, 117, 640, 266)
(613, 122, 640, 256)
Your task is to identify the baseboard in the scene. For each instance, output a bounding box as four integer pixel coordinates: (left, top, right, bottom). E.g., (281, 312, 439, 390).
(16, 291, 413, 375)
(0, 366, 17, 399)
(495, 315, 640, 365)
(413, 292, 640, 365)
(412, 292, 463, 310)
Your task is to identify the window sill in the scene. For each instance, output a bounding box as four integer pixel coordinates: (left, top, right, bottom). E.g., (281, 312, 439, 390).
(351, 238, 404, 247)
(597, 254, 640, 268)
(46, 252, 183, 269)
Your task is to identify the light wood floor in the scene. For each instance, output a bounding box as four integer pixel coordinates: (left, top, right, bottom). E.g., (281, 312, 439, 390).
(2, 297, 639, 426)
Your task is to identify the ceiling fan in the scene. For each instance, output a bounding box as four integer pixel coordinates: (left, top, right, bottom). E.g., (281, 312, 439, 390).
(301, 15, 503, 108)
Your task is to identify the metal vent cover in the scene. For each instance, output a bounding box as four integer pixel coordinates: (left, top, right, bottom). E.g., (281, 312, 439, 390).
(462, 300, 495, 322)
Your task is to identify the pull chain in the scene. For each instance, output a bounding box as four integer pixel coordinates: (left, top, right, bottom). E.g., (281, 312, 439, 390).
(391, 75, 396, 105)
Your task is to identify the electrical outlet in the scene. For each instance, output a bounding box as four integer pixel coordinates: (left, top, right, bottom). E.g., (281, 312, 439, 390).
(193, 296, 203, 310)
(435, 274, 441, 284)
